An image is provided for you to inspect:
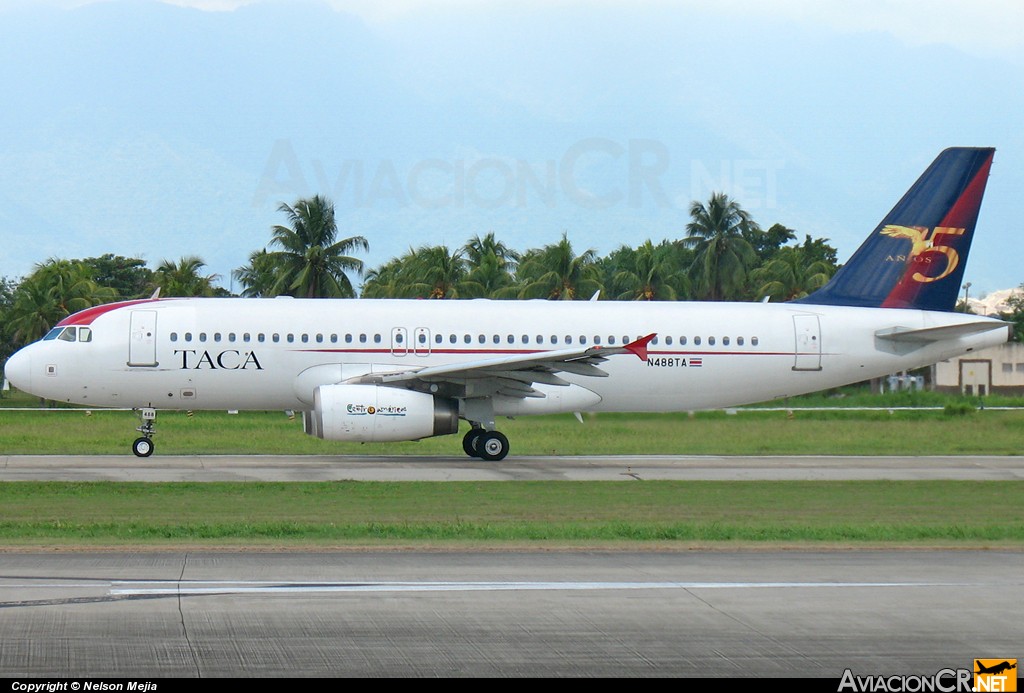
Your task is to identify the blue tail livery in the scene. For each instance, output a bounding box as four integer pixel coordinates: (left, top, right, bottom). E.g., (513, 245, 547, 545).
(796, 147, 995, 311)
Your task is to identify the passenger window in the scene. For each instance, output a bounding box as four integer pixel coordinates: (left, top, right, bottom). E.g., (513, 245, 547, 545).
(536, 335, 543, 343)
(395, 333, 404, 344)
(665, 336, 672, 345)
(651, 337, 659, 345)
(417, 332, 426, 344)
(507, 335, 514, 344)
(752, 336, 759, 346)
(43, 328, 62, 341)
(435, 334, 442, 344)
(522, 335, 530, 344)
(373, 334, 381, 343)
(565, 335, 573, 344)
(593, 336, 601, 344)
(449, 334, 457, 344)
(708, 337, 716, 346)
(551, 335, 558, 344)
(213, 333, 222, 342)
(316, 334, 324, 343)
(492, 335, 500, 344)
(330, 334, 338, 343)
(242, 333, 251, 343)
(694, 336, 702, 346)
(79, 327, 92, 343)
(345, 334, 353, 343)
(272, 334, 280, 343)
(359, 334, 367, 343)
(622, 336, 629, 344)
(723, 336, 730, 346)
(608, 336, 616, 345)
(170, 332, 178, 342)
(579, 336, 587, 345)
(286, 334, 294, 343)
(737, 336, 744, 346)
(301, 334, 309, 343)
(478, 334, 485, 344)
(199, 333, 207, 342)
(185, 332, 193, 342)
(464, 335, 471, 344)
(228, 333, 236, 342)
(679, 336, 687, 345)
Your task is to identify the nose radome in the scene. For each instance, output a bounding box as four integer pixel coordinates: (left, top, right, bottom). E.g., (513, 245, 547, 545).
(3, 348, 31, 392)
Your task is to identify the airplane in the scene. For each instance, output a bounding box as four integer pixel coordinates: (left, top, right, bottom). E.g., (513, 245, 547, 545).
(2, 147, 1009, 461)
(975, 661, 1017, 676)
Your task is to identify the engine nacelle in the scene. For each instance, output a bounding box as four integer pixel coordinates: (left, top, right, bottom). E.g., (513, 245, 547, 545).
(306, 384, 459, 442)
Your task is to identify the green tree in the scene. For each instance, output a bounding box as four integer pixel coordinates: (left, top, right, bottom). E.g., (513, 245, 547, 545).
(82, 254, 153, 299)
(463, 232, 519, 298)
(750, 246, 834, 302)
(1000, 285, 1024, 343)
(610, 240, 689, 300)
(516, 233, 602, 300)
(269, 195, 368, 298)
(683, 192, 759, 301)
(5, 259, 115, 347)
(152, 256, 221, 297)
(744, 223, 797, 264)
(233, 249, 281, 298)
(398, 245, 483, 299)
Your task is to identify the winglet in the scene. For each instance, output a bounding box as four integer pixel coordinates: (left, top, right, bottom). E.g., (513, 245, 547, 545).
(624, 333, 656, 361)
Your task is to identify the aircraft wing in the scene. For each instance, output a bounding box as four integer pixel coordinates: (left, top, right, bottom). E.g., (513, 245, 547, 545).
(351, 334, 655, 398)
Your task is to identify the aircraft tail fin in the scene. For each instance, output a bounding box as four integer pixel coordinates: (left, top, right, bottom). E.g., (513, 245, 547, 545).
(796, 147, 995, 311)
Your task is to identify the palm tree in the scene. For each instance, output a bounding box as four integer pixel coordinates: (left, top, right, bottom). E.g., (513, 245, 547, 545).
(516, 233, 602, 300)
(401, 245, 483, 299)
(683, 192, 758, 301)
(611, 240, 689, 301)
(751, 246, 833, 302)
(269, 195, 368, 298)
(6, 259, 115, 346)
(233, 249, 280, 298)
(152, 256, 221, 297)
(463, 232, 519, 298)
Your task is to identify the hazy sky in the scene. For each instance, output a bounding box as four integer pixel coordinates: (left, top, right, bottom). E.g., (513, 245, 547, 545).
(0, 0, 1021, 296)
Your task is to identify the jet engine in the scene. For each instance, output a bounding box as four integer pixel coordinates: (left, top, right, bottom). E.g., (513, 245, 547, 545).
(304, 383, 459, 442)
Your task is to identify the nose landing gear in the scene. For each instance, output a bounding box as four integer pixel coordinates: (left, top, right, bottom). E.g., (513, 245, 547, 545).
(132, 408, 157, 457)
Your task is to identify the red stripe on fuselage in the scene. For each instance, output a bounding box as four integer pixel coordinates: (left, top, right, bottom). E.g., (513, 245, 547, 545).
(55, 299, 166, 326)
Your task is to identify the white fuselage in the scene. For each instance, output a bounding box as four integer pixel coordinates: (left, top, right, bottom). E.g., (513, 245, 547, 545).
(5, 297, 1009, 414)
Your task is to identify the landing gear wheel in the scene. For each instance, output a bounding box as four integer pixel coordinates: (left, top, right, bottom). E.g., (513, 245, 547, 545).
(477, 431, 510, 462)
(132, 437, 154, 458)
(463, 428, 485, 458)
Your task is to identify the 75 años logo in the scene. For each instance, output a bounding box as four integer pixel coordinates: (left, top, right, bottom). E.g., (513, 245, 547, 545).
(881, 225, 966, 283)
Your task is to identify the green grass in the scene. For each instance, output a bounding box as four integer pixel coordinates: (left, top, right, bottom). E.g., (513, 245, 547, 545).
(0, 480, 1020, 546)
(0, 407, 1023, 455)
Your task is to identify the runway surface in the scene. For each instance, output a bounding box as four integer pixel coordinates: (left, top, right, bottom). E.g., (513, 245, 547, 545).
(0, 453, 1022, 480)
(0, 550, 1020, 678)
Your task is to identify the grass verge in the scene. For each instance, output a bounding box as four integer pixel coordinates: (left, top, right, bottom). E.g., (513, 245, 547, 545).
(1, 480, 1021, 548)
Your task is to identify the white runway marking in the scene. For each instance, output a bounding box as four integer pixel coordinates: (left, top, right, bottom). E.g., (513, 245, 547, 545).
(107, 579, 956, 596)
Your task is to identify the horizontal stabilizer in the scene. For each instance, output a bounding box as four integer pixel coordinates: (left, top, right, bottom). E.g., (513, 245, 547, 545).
(875, 320, 1008, 343)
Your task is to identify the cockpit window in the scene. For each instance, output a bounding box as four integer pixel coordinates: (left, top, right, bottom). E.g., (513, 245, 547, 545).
(43, 327, 63, 341)
(58, 327, 77, 342)
(79, 327, 92, 343)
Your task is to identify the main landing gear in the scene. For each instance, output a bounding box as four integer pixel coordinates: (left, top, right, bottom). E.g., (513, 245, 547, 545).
(462, 427, 510, 462)
(132, 408, 157, 458)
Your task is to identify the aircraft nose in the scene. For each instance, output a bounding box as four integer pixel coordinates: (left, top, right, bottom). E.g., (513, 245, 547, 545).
(3, 348, 31, 392)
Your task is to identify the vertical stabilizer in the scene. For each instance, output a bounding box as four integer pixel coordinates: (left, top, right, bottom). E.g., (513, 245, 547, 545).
(796, 147, 994, 311)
